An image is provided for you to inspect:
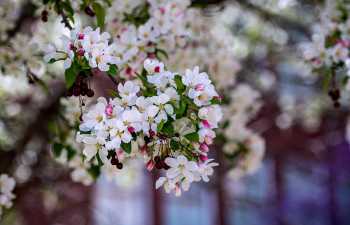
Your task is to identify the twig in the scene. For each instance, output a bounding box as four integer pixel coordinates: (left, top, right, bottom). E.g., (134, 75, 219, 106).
(56, 0, 73, 30)
(107, 74, 119, 86)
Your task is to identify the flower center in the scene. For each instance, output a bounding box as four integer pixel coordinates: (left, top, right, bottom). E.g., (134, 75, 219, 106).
(97, 116, 103, 122)
(124, 121, 131, 126)
(125, 91, 130, 95)
(159, 104, 165, 110)
(95, 143, 103, 149)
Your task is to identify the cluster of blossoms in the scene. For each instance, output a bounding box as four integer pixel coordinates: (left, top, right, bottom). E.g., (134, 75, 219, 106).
(77, 59, 222, 196)
(0, 174, 16, 219)
(302, 1, 350, 107)
(221, 84, 265, 180)
(42, 24, 120, 72)
(105, 0, 191, 78)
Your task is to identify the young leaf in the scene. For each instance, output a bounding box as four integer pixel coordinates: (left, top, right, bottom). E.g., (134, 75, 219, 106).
(53, 143, 63, 157)
(170, 139, 179, 150)
(322, 73, 331, 90)
(121, 141, 132, 154)
(157, 119, 165, 133)
(169, 102, 181, 114)
(210, 97, 222, 105)
(92, 2, 105, 28)
(88, 165, 101, 182)
(184, 132, 199, 143)
(65, 146, 76, 161)
(179, 100, 186, 115)
(162, 123, 174, 135)
(73, 64, 83, 73)
(66, 13, 75, 24)
(107, 64, 119, 77)
(135, 72, 149, 86)
(174, 75, 184, 92)
(103, 88, 120, 98)
(156, 48, 169, 59)
(102, 0, 112, 7)
(65, 66, 76, 88)
(61, 2, 74, 15)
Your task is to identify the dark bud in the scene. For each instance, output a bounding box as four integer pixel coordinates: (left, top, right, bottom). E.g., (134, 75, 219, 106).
(81, 90, 87, 96)
(154, 156, 161, 163)
(144, 136, 151, 143)
(42, 10, 48, 16)
(42, 16, 48, 22)
(112, 152, 116, 158)
(334, 102, 341, 108)
(155, 162, 162, 169)
(73, 91, 80, 96)
(111, 158, 118, 165)
(81, 83, 88, 89)
(164, 165, 170, 170)
(84, 6, 92, 15)
(66, 90, 73, 97)
(160, 160, 166, 168)
(79, 114, 83, 121)
(74, 86, 81, 92)
(116, 162, 123, 169)
(87, 89, 94, 97)
(82, 103, 85, 106)
(90, 11, 95, 17)
(174, 133, 180, 137)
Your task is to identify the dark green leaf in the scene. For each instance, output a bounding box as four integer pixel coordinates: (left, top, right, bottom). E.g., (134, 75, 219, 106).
(107, 150, 115, 159)
(73, 64, 83, 73)
(156, 48, 168, 59)
(64, 66, 76, 88)
(162, 124, 174, 135)
(47, 121, 56, 133)
(42, 0, 49, 4)
(61, 2, 74, 15)
(66, 13, 75, 24)
(179, 100, 186, 115)
(184, 132, 199, 143)
(135, 72, 149, 86)
(103, 88, 120, 98)
(174, 75, 184, 92)
(65, 146, 76, 161)
(157, 119, 165, 133)
(121, 141, 132, 154)
(170, 102, 181, 114)
(170, 139, 179, 150)
(210, 97, 222, 105)
(53, 143, 63, 157)
(88, 165, 101, 182)
(343, 76, 349, 85)
(92, 2, 105, 28)
(107, 64, 119, 77)
(83, 69, 91, 76)
(49, 58, 58, 64)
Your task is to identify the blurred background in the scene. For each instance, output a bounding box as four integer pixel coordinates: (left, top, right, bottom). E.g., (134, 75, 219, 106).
(1, 0, 350, 224)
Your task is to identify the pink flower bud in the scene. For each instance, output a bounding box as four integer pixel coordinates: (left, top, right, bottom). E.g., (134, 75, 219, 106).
(160, 7, 165, 14)
(195, 84, 205, 91)
(70, 44, 74, 50)
(199, 154, 208, 162)
(203, 120, 211, 129)
(191, 141, 200, 150)
(314, 59, 321, 66)
(147, 41, 152, 46)
(78, 34, 84, 39)
(149, 54, 156, 59)
(111, 18, 118, 24)
(105, 104, 113, 116)
(117, 35, 120, 39)
(155, 66, 160, 72)
(343, 40, 350, 47)
(200, 143, 209, 152)
(174, 183, 181, 197)
(204, 135, 213, 145)
(139, 55, 146, 62)
(150, 131, 155, 136)
(214, 96, 221, 102)
(128, 127, 135, 133)
(77, 50, 84, 55)
(334, 38, 340, 44)
(121, 27, 127, 33)
(126, 67, 131, 74)
(142, 145, 147, 154)
(94, 70, 98, 75)
(146, 160, 155, 171)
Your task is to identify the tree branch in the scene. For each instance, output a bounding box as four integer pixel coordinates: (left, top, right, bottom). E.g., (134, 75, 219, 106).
(56, 0, 73, 30)
(107, 74, 119, 86)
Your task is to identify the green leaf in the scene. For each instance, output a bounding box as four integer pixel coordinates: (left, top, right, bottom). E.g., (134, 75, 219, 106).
(93, 2, 105, 28)
(135, 72, 149, 86)
(66, 13, 75, 24)
(96, 152, 104, 166)
(47, 121, 56, 133)
(102, 0, 112, 7)
(188, 117, 198, 132)
(322, 73, 331, 90)
(83, 69, 91, 76)
(156, 48, 169, 59)
(64, 66, 76, 88)
(162, 123, 174, 135)
(343, 76, 349, 85)
(179, 100, 186, 115)
(65, 146, 76, 161)
(73, 64, 83, 73)
(174, 75, 185, 92)
(121, 141, 132, 154)
(157, 119, 165, 133)
(170, 102, 181, 114)
(107, 150, 115, 159)
(210, 97, 222, 105)
(103, 88, 120, 98)
(107, 64, 119, 77)
(170, 139, 179, 150)
(53, 143, 63, 157)
(61, 2, 74, 15)
(88, 165, 101, 182)
(42, 0, 49, 4)
(184, 132, 199, 143)
(49, 58, 58, 64)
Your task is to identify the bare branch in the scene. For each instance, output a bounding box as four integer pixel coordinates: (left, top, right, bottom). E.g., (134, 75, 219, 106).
(56, 0, 73, 30)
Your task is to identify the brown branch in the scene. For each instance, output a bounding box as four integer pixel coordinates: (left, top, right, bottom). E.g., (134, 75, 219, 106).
(56, 0, 73, 30)
(107, 74, 119, 86)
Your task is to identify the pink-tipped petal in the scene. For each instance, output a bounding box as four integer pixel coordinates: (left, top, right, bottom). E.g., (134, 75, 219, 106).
(204, 135, 213, 145)
(203, 120, 211, 129)
(200, 143, 209, 152)
(191, 142, 200, 150)
(142, 145, 147, 154)
(195, 84, 205, 91)
(214, 96, 221, 102)
(146, 160, 155, 171)
(174, 183, 181, 197)
(199, 154, 208, 162)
